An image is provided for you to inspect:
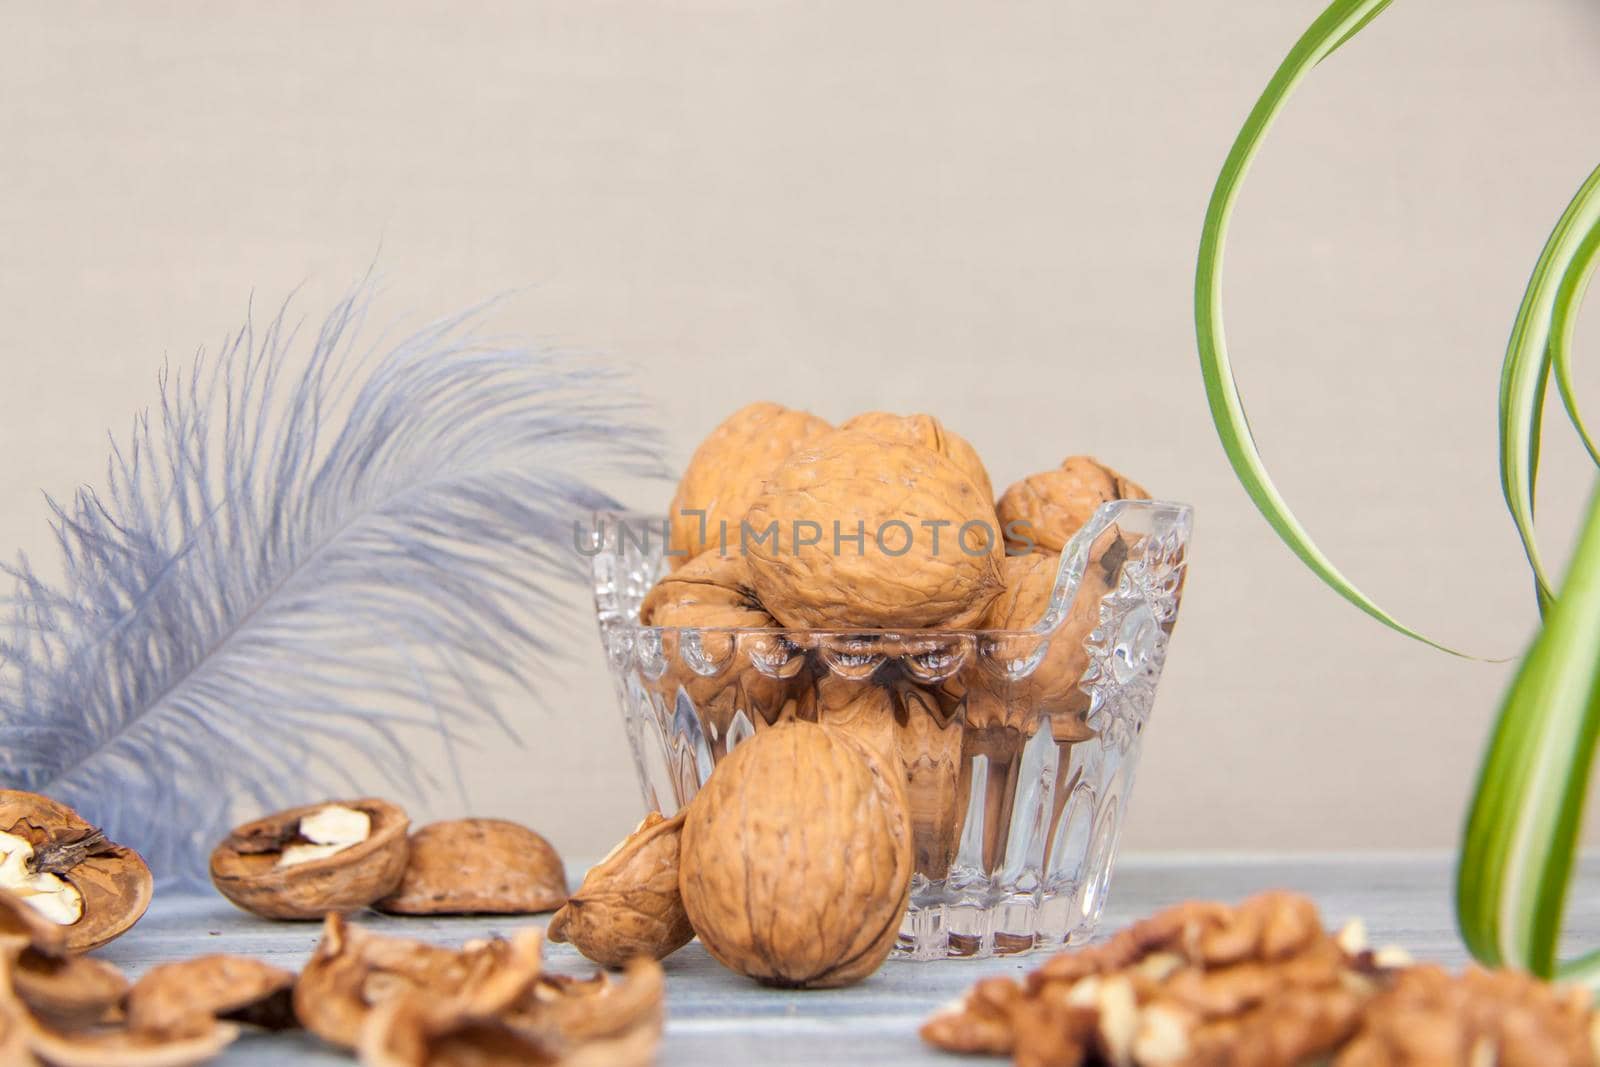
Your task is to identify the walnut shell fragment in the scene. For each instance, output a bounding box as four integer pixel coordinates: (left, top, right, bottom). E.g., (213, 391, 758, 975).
(0, 790, 153, 953)
(668, 401, 833, 567)
(126, 955, 297, 1035)
(0, 940, 238, 1067)
(745, 431, 1005, 629)
(1335, 965, 1599, 1067)
(998, 455, 1149, 554)
(377, 819, 567, 916)
(547, 812, 694, 968)
(0, 888, 128, 1030)
(840, 411, 995, 503)
(923, 891, 1391, 1067)
(679, 721, 913, 989)
(210, 798, 410, 920)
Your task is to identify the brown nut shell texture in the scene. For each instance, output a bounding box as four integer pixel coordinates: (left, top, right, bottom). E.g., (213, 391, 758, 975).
(998, 455, 1150, 554)
(126, 954, 298, 1035)
(377, 819, 567, 916)
(0, 888, 128, 1031)
(210, 798, 410, 920)
(745, 431, 1005, 629)
(679, 720, 913, 989)
(0, 790, 153, 953)
(840, 411, 995, 504)
(668, 401, 833, 567)
(547, 811, 694, 968)
(0, 938, 238, 1067)
(638, 552, 801, 738)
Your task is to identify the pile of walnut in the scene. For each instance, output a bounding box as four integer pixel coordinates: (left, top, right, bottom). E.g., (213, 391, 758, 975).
(552, 718, 912, 990)
(654, 404, 1152, 879)
(921, 891, 1600, 1067)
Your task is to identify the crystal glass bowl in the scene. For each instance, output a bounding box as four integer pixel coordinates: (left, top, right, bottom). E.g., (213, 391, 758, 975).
(589, 499, 1192, 960)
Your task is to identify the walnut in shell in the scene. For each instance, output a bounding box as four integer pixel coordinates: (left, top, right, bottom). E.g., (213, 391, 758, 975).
(638, 552, 804, 742)
(209, 798, 410, 920)
(840, 411, 995, 504)
(997, 455, 1150, 554)
(547, 812, 694, 968)
(679, 720, 913, 988)
(668, 401, 833, 567)
(0, 790, 153, 952)
(745, 431, 1005, 629)
(377, 819, 567, 916)
(126, 955, 297, 1035)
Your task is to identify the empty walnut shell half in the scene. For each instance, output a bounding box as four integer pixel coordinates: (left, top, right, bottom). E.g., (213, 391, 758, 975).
(680, 720, 913, 989)
(0, 790, 153, 953)
(209, 798, 410, 920)
(126, 954, 298, 1035)
(997, 454, 1149, 554)
(547, 812, 694, 968)
(0, 888, 128, 1030)
(377, 818, 568, 916)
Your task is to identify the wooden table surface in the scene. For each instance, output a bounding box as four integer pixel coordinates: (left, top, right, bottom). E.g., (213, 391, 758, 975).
(95, 854, 1600, 1066)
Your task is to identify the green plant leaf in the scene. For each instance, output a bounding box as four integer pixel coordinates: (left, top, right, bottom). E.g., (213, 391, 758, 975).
(1195, 0, 1465, 654)
(1498, 164, 1600, 615)
(1458, 480, 1600, 982)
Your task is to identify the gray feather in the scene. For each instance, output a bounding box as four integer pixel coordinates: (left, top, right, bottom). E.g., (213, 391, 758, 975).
(0, 283, 662, 883)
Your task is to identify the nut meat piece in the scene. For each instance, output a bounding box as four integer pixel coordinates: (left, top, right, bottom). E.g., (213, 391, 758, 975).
(998, 456, 1149, 554)
(667, 401, 832, 567)
(924, 892, 1387, 1067)
(679, 721, 913, 989)
(126, 955, 298, 1035)
(377, 819, 567, 916)
(1335, 965, 1598, 1067)
(547, 812, 694, 968)
(745, 431, 1006, 629)
(841, 411, 995, 503)
(210, 798, 410, 920)
(0, 790, 153, 952)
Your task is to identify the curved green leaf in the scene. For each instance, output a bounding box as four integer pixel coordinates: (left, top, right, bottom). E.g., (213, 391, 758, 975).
(1195, 0, 1466, 654)
(1498, 164, 1600, 614)
(1458, 480, 1600, 980)
(1550, 184, 1600, 471)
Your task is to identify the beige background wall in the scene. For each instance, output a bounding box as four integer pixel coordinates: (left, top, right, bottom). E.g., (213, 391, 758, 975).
(4, 1, 1600, 860)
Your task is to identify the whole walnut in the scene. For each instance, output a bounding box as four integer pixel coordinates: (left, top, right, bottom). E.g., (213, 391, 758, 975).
(840, 411, 994, 504)
(997, 455, 1149, 553)
(667, 402, 832, 567)
(974, 529, 1128, 732)
(638, 552, 803, 742)
(679, 721, 913, 989)
(548, 812, 695, 968)
(745, 431, 1005, 629)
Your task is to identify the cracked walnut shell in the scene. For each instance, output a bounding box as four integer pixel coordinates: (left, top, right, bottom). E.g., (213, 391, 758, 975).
(377, 819, 567, 916)
(679, 720, 913, 989)
(0, 889, 127, 1030)
(840, 411, 995, 504)
(998, 455, 1149, 554)
(547, 812, 694, 968)
(126, 954, 297, 1036)
(210, 798, 410, 920)
(745, 431, 1005, 629)
(0, 790, 152, 953)
(668, 401, 833, 567)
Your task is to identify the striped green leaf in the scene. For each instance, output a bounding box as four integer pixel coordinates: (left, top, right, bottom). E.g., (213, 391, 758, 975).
(1194, 0, 1471, 653)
